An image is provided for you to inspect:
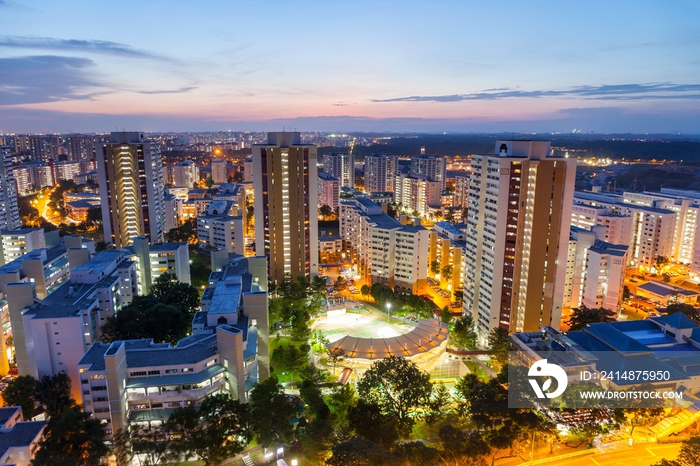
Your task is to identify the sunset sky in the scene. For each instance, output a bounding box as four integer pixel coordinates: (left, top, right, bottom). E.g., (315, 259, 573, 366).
(1, 0, 699, 133)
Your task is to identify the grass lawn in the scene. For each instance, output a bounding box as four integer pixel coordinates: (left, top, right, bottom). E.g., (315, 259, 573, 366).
(463, 360, 490, 380)
(269, 335, 308, 383)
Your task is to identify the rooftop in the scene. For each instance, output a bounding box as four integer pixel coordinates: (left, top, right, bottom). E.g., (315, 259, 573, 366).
(25, 280, 97, 319)
(208, 280, 241, 315)
(589, 241, 628, 257)
(0, 421, 46, 455)
(318, 172, 339, 181)
(0, 407, 19, 427)
(367, 213, 402, 230)
(71, 250, 123, 276)
(638, 281, 700, 297)
(148, 242, 187, 252)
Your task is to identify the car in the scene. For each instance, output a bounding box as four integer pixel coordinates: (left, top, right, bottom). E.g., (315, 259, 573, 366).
(629, 279, 638, 283)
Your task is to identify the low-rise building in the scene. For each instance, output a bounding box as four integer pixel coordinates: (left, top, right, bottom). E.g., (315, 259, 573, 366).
(129, 239, 190, 294)
(197, 201, 244, 255)
(0, 229, 46, 266)
(0, 406, 46, 466)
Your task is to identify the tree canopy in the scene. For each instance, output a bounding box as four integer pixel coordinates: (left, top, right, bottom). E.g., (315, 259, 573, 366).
(249, 377, 297, 447)
(566, 305, 617, 331)
(101, 295, 190, 345)
(356, 356, 432, 438)
(2, 375, 36, 419)
(167, 393, 252, 465)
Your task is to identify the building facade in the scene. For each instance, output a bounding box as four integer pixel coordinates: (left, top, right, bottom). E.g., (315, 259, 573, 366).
(364, 154, 399, 193)
(323, 153, 355, 189)
(462, 140, 576, 339)
(97, 132, 166, 249)
(252, 132, 318, 283)
(0, 147, 20, 231)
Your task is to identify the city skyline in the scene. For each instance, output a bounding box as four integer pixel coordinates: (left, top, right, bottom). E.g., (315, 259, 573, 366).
(1, 0, 699, 134)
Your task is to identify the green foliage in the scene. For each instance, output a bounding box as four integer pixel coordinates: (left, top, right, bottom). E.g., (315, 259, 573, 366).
(360, 284, 370, 297)
(430, 260, 441, 276)
(167, 393, 252, 465)
(128, 424, 180, 466)
(249, 377, 297, 447)
(34, 371, 74, 418)
(326, 437, 398, 466)
(666, 303, 700, 324)
(150, 273, 201, 317)
(299, 379, 330, 421)
(424, 383, 452, 425)
(205, 175, 214, 188)
(326, 384, 356, 431)
(394, 441, 441, 466)
(271, 343, 310, 373)
(2, 375, 37, 420)
(487, 327, 512, 365)
(566, 305, 617, 331)
(319, 205, 334, 218)
(101, 295, 190, 345)
(165, 218, 197, 243)
(441, 264, 453, 281)
(31, 406, 107, 466)
(440, 306, 452, 323)
(451, 314, 477, 349)
(623, 285, 631, 301)
(356, 356, 432, 438)
(347, 401, 399, 448)
(298, 418, 336, 464)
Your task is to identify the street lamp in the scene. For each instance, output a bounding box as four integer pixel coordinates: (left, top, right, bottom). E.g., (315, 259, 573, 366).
(386, 302, 391, 323)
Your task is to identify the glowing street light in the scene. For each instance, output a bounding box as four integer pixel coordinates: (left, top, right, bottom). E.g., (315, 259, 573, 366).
(386, 302, 391, 323)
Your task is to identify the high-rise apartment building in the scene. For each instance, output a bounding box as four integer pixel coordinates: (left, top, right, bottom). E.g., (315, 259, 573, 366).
(211, 158, 227, 184)
(97, 132, 165, 249)
(170, 159, 200, 188)
(252, 132, 318, 283)
(318, 172, 340, 210)
(410, 154, 446, 190)
(462, 141, 576, 338)
(454, 174, 470, 209)
(0, 146, 20, 231)
(364, 154, 399, 193)
(66, 134, 94, 161)
(323, 153, 355, 189)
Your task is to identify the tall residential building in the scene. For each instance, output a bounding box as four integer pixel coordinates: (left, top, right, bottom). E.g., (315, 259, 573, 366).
(318, 172, 340, 210)
(252, 132, 318, 283)
(410, 154, 446, 190)
(211, 158, 227, 184)
(364, 154, 399, 193)
(65, 134, 94, 161)
(454, 174, 470, 209)
(0, 146, 20, 231)
(170, 159, 200, 188)
(394, 173, 442, 217)
(27, 135, 59, 161)
(97, 132, 166, 249)
(323, 153, 355, 189)
(462, 140, 576, 339)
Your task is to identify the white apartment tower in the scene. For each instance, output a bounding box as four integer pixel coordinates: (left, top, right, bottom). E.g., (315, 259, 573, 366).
(364, 154, 399, 193)
(323, 153, 355, 189)
(252, 132, 319, 284)
(463, 141, 576, 338)
(97, 132, 166, 249)
(0, 146, 20, 231)
(410, 155, 446, 190)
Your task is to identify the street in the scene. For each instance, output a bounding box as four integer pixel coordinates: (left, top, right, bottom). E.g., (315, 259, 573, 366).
(497, 442, 681, 466)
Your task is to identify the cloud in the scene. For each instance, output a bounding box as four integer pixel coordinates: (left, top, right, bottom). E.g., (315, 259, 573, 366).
(134, 86, 198, 95)
(371, 83, 700, 103)
(0, 55, 101, 105)
(332, 103, 349, 107)
(0, 36, 169, 60)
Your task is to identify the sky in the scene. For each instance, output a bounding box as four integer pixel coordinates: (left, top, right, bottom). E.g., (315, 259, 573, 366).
(0, 0, 699, 134)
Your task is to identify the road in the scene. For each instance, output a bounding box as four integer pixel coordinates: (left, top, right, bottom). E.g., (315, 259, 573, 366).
(498, 443, 681, 466)
(558, 443, 680, 466)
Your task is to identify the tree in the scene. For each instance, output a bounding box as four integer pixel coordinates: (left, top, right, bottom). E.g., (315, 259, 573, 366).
(488, 327, 512, 365)
(101, 296, 190, 345)
(361, 284, 371, 298)
(205, 175, 214, 188)
(319, 205, 333, 218)
(2, 375, 36, 419)
(655, 255, 670, 271)
(442, 264, 453, 282)
(326, 438, 398, 466)
(167, 393, 252, 465)
(31, 406, 107, 466)
(249, 377, 296, 447)
(128, 424, 180, 466)
(34, 372, 74, 418)
(566, 305, 617, 331)
(666, 303, 700, 324)
(424, 383, 452, 425)
(451, 315, 477, 350)
(327, 346, 346, 374)
(348, 401, 399, 448)
(165, 219, 198, 244)
(356, 356, 432, 438)
(395, 442, 440, 466)
(440, 306, 453, 323)
(150, 273, 201, 317)
(326, 383, 356, 431)
(85, 207, 102, 227)
(623, 285, 631, 301)
(430, 260, 441, 276)
(299, 379, 330, 421)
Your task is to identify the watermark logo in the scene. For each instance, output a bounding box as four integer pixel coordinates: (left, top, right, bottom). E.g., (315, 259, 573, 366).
(528, 359, 568, 399)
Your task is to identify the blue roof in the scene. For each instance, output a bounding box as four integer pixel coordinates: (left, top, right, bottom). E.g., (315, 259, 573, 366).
(638, 281, 699, 297)
(652, 313, 698, 329)
(585, 323, 650, 354)
(620, 329, 676, 346)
